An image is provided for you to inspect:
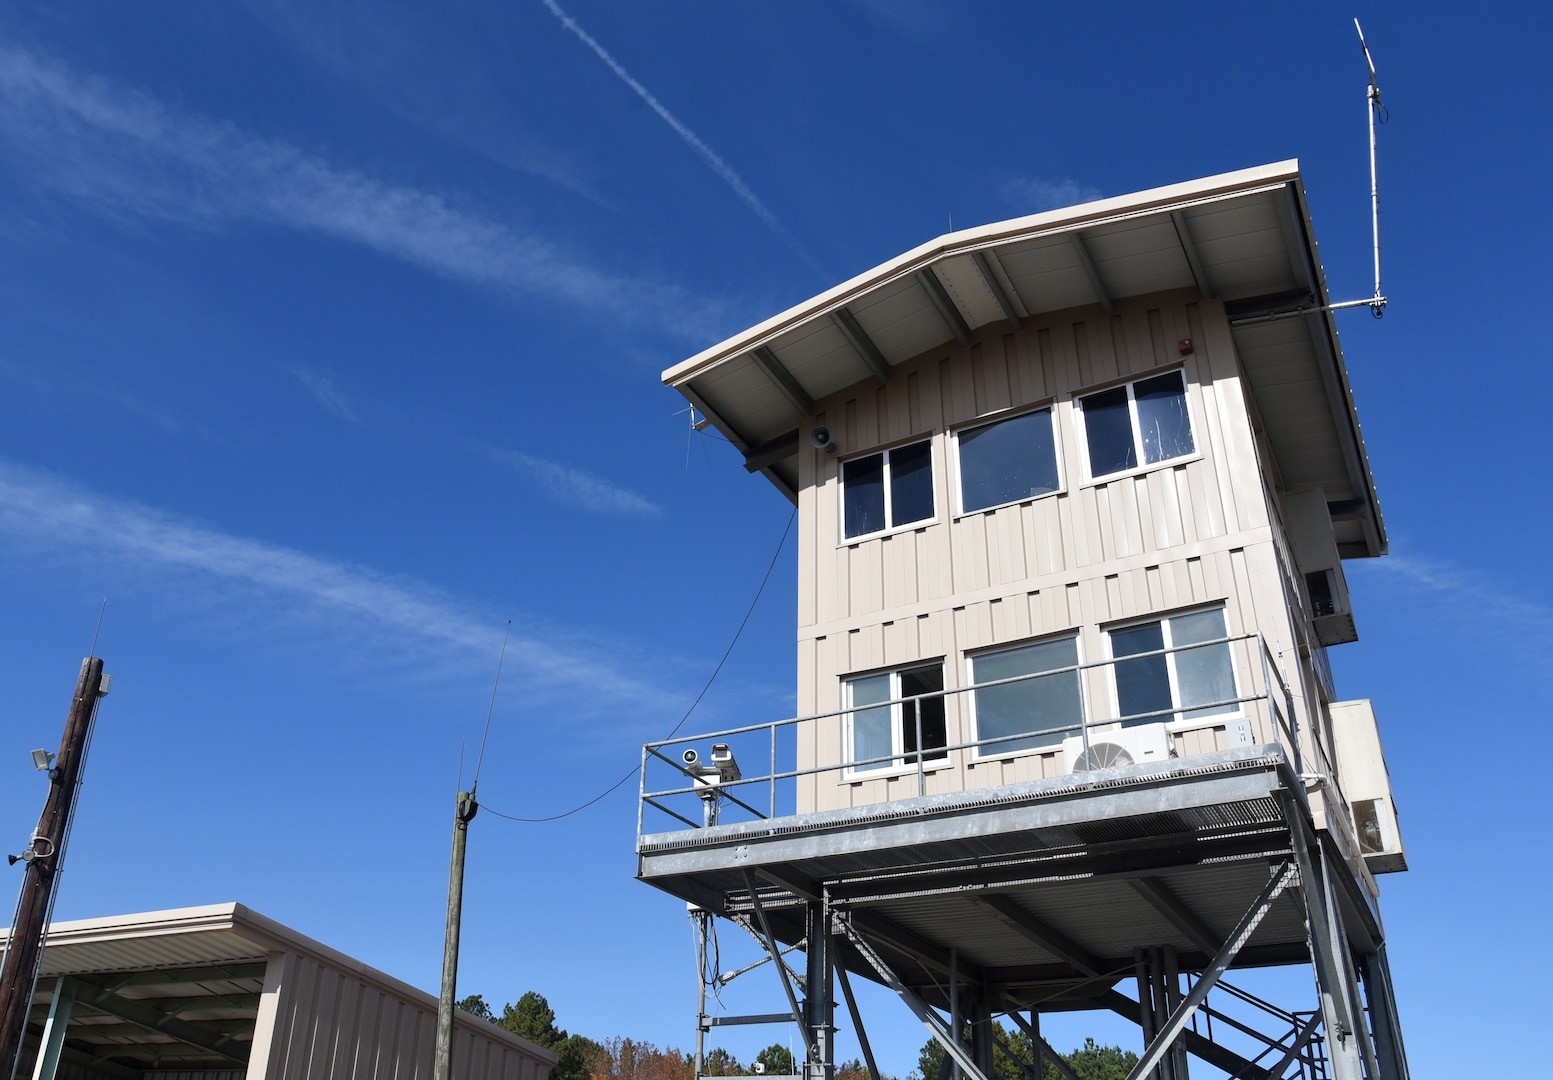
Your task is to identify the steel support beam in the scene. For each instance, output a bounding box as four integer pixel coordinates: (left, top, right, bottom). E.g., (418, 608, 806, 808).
(830, 310, 892, 386)
(1169, 212, 1213, 299)
(836, 917, 991, 1080)
(62, 978, 248, 1065)
(744, 431, 800, 474)
(1068, 235, 1115, 316)
(1128, 878, 1221, 958)
(753, 347, 814, 418)
(1122, 862, 1297, 1080)
(30, 978, 72, 1080)
(971, 251, 1023, 330)
(1097, 991, 1272, 1080)
(1360, 947, 1410, 1080)
(970, 896, 1100, 978)
(915, 270, 973, 347)
(805, 901, 834, 1080)
(834, 961, 882, 1080)
(742, 872, 808, 1041)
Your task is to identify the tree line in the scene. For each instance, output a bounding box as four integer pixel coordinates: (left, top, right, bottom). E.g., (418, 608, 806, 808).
(459, 992, 1137, 1080)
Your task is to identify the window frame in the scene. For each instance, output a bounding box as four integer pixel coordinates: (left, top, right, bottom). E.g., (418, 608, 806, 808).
(1103, 606, 1242, 732)
(837, 437, 939, 544)
(965, 632, 1087, 761)
(950, 404, 1066, 518)
(841, 660, 949, 777)
(1074, 367, 1200, 484)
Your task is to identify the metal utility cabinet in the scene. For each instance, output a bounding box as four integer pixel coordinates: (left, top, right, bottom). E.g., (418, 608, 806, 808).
(641, 162, 1410, 1080)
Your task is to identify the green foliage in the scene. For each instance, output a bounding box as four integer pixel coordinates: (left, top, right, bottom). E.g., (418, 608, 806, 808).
(458, 993, 495, 1022)
(1062, 1038, 1138, 1080)
(914, 1031, 1136, 1080)
(702, 1047, 744, 1076)
(756, 1044, 796, 1076)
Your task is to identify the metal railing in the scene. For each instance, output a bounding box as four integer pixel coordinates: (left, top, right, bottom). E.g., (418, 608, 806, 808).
(639, 633, 1330, 839)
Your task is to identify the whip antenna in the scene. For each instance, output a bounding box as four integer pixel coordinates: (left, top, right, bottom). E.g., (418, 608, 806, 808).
(1356, 18, 1387, 316)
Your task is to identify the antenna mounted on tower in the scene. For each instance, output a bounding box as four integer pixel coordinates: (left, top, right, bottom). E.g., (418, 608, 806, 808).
(1356, 18, 1387, 317)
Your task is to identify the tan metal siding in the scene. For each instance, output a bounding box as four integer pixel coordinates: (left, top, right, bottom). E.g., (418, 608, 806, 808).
(250, 951, 550, 1080)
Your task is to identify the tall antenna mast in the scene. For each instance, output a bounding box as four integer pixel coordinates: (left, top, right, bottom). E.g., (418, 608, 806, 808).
(1356, 18, 1387, 316)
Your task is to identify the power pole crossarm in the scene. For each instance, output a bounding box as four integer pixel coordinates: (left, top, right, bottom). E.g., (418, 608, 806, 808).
(0, 657, 108, 1079)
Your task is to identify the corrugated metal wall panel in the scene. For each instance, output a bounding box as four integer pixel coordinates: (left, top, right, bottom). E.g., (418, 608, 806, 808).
(794, 295, 1321, 813)
(252, 951, 551, 1080)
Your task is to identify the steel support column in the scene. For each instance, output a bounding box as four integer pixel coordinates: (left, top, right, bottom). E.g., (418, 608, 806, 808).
(805, 900, 834, 1080)
(29, 978, 72, 1080)
(1360, 947, 1410, 1080)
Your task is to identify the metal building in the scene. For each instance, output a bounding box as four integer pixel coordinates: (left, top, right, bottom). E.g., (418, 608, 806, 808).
(1, 904, 556, 1080)
(639, 162, 1409, 1080)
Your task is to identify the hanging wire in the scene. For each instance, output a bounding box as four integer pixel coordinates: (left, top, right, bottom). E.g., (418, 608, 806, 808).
(481, 506, 796, 824)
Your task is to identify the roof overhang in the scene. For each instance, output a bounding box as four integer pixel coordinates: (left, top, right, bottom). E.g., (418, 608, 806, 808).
(664, 161, 1385, 557)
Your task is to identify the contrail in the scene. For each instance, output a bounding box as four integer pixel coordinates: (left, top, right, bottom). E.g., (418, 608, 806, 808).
(541, 0, 826, 275)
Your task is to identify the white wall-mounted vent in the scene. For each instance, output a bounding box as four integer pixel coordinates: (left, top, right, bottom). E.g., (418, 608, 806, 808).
(1062, 723, 1174, 774)
(1286, 489, 1358, 645)
(1329, 699, 1407, 874)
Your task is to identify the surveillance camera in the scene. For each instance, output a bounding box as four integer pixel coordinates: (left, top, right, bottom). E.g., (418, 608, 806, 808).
(710, 744, 741, 783)
(682, 748, 700, 768)
(810, 426, 837, 453)
(754, 1065, 766, 1075)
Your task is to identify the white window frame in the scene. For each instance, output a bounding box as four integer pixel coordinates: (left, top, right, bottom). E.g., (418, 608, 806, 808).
(842, 661, 948, 777)
(966, 632, 1087, 761)
(1074, 367, 1200, 484)
(1103, 606, 1241, 732)
(837, 437, 938, 544)
(950, 405, 1065, 518)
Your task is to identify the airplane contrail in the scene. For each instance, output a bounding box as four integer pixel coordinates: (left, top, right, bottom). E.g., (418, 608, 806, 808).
(541, 0, 825, 274)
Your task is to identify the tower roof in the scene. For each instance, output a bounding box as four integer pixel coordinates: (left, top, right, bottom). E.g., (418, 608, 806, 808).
(665, 161, 1384, 558)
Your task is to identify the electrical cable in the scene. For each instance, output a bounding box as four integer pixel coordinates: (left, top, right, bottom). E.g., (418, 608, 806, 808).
(481, 506, 796, 824)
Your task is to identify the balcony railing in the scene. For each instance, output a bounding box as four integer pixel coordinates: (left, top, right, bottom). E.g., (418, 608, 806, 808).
(638, 633, 1325, 839)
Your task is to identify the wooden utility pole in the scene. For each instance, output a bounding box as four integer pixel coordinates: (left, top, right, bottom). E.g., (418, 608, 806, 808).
(0, 657, 107, 1077)
(433, 790, 477, 1080)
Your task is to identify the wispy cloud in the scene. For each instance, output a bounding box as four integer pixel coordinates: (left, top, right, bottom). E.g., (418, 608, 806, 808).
(540, 0, 826, 276)
(0, 461, 670, 707)
(1000, 176, 1106, 213)
(1360, 553, 1553, 676)
(291, 368, 361, 424)
(486, 447, 659, 516)
(0, 40, 732, 342)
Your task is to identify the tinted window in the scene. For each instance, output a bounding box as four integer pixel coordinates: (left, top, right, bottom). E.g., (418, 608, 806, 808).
(842, 453, 885, 538)
(971, 637, 1083, 754)
(1111, 623, 1171, 726)
(890, 441, 936, 527)
(958, 409, 1060, 512)
(1135, 371, 1194, 463)
(1081, 387, 1136, 476)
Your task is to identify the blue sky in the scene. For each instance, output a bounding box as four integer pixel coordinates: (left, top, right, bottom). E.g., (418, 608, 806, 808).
(1, 2, 1549, 1076)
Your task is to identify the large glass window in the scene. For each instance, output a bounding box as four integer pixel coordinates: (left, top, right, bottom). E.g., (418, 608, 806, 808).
(969, 635, 1084, 755)
(845, 663, 947, 772)
(956, 408, 1061, 513)
(1108, 608, 1236, 727)
(842, 440, 935, 539)
(1078, 370, 1195, 479)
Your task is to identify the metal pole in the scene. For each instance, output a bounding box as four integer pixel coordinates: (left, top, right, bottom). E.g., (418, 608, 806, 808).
(694, 909, 709, 1080)
(0, 658, 106, 1080)
(434, 790, 478, 1080)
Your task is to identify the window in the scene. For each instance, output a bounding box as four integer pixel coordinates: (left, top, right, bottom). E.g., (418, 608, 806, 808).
(1108, 608, 1236, 727)
(845, 663, 947, 772)
(956, 408, 1061, 513)
(841, 440, 935, 539)
(1078, 370, 1195, 479)
(968, 635, 1084, 755)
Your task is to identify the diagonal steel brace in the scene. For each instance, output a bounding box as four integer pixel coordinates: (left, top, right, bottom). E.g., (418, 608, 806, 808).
(740, 871, 807, 1040)
(836, 914, 992, 1080)
(1123, 862, 1298, 1080)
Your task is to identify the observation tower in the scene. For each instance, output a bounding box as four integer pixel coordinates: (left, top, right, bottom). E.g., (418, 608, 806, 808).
(638, 162, 1409, 1080)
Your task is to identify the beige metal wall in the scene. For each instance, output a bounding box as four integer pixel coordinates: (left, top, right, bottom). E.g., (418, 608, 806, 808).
(793, 292, 1326, 813)
(248, 949, 552, 1080)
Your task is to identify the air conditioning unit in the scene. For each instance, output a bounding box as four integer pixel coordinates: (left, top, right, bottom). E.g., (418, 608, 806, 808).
(1062, 723, 1174, 774)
